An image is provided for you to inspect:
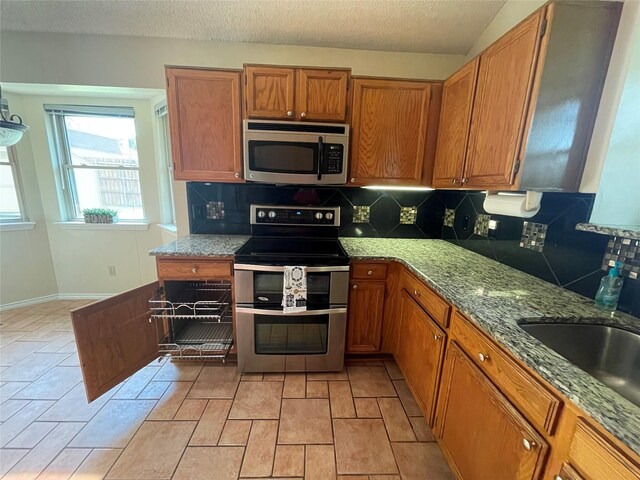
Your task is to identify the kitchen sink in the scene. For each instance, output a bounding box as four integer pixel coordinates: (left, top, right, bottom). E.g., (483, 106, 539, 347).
(519, 322, 640, 408)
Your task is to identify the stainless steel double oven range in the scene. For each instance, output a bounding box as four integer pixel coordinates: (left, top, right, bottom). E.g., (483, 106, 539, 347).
(234, 205, 350, 372)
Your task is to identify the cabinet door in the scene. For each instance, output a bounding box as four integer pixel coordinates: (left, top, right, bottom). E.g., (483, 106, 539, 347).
(350, 78, 432, 186)
(296, 69, 349, 122)
(347, 281, 385, 353)
(245, 66, 295, 119)
(72, 282, 161, 402)
(395, 291, 446, 425)
(432, 58, 479, 189)
(166, 68, 242, 182)
(437, 343, 549, 480)
(464, 11, 544, 189)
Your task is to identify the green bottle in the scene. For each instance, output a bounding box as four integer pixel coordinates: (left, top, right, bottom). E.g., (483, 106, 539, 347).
(594, 262, 624, 311)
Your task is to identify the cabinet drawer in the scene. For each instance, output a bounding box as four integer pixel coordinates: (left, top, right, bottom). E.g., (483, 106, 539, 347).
(568, 419, 640, 480)
(351, 263, 388, 280)
(401, 271, 450, 328)
(157, 259, 233, 279)
(450, 311, 561, 436)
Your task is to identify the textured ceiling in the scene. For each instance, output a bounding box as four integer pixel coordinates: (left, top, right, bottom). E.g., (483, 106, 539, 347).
(0, 0, 507, 54)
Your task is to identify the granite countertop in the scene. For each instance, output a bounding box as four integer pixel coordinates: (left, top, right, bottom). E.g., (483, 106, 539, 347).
(340, 237, 640, 456)
(576, 222, 640, 241)
(149, 234, 250, 257)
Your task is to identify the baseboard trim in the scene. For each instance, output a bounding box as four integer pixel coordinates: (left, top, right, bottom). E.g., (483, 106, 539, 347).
(0, 293, 110, 311)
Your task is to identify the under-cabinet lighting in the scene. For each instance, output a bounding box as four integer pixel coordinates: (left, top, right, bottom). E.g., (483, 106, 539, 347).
(363, 186, 435, 191)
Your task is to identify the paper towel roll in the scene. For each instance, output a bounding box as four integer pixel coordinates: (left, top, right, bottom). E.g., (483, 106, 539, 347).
(483, 193, 541, 218)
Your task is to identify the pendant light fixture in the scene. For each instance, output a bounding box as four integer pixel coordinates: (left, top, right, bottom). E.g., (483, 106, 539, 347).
(0, 85, 29, 147)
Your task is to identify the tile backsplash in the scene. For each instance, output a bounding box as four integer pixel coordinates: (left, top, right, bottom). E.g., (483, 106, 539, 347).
(438, 190, 639, 318)
(187, 183, 638, 318)
(187, 182, 443, 239)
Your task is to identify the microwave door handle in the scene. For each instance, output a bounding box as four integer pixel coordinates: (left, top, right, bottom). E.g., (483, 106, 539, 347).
(317, 136, 323, 180)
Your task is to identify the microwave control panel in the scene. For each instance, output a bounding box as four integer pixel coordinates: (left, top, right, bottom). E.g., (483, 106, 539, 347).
(323, 144, 344, 174)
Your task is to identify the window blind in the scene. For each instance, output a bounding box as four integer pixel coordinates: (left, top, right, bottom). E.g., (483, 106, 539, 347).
(44, 104, 135, 118)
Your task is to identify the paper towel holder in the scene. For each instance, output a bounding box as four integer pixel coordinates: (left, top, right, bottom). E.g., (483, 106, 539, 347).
(483, 191, 543, 218)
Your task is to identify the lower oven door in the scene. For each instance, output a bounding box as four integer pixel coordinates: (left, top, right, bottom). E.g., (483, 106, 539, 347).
(235, 306, 347, 373)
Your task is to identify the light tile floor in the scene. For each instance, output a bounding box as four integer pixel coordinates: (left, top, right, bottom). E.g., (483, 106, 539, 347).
(0, 300, 454, 479)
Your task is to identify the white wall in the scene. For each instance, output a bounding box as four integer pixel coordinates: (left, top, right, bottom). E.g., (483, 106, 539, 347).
(1, 91, 166, 304)
(0, 31, 466, 90)
(0, 96, 59, 305)
(589, 2, 640, 228)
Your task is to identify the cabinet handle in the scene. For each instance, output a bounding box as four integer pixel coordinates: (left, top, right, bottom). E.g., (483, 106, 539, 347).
(352, 284, 358, 289)
(351, 178, 356, 183)
(433, 334, 441, 341)
(452, 178, 459, 184)
(461, 177, 469, 184)
(367, 270, 373, 276)
(301, 112, 306, 118)
(413, 290, 421, 297)
(234, 172, 240, 178)
(287, 110, 293, 117)
(522, 438, 536, 451)
(554, 476, 563, 480)
(192, 267, 198, 274)
(478, 352, 489, 362)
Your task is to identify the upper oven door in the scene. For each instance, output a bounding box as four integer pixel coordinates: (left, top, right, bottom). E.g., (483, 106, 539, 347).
(243, 120, 348, 185)
(234, 265, 349, 307)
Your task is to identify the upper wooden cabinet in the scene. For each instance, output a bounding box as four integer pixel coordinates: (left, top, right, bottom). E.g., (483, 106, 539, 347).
(432, 2, 621, 191)
(166, 67, 243, 182)
(464, 11, 543, 189)
(432, 58, 479, 189)
(244, 65, 349, 122)
(350, 78, 442, 186)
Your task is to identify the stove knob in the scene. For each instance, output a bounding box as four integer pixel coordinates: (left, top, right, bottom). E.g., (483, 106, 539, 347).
(268, 211, 276, 219)
(257, 210, 266, 219)
(325, 212, 334, 220)
(315, 212, 323, 220)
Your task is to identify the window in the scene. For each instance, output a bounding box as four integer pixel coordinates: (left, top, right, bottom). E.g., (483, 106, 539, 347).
(0, 145, 27, 222)
(154, 101, 176, 225)
(46, 105, 144, 221)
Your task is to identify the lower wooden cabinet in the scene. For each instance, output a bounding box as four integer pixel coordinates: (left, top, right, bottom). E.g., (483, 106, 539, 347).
(346, 280, 386, 353)
(436, 342, 549, 480)
(395, 290, 446, 425)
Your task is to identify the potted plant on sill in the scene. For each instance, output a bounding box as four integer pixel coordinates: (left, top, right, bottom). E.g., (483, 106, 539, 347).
(82, 208, 119, 224)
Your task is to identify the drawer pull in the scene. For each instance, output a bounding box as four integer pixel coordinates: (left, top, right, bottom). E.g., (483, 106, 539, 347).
(352, 284, 358, 289)
(367, 270, 373, 275)
(191, 267, 198, 274)
(522, 438, 536, 451)
(478, 352, 489, 362)
(554, 476, 563, 480)
(413, 290, 421, 297)
(433, 334, 441, 341)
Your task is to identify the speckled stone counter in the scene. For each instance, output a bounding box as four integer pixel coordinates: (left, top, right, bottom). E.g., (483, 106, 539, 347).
(339, 237, 640, 455)
(149, 234, 250, 257)
(576, 222, 640, 241)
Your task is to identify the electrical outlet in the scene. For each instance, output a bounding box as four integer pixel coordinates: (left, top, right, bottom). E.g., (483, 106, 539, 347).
(108, 265, 116, 276)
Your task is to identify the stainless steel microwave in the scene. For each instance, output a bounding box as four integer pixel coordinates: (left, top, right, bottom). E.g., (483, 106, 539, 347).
(243, 120, 349, 185)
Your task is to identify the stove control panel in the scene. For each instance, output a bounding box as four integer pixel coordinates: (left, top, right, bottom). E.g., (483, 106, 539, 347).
(250, 205, 340, 226)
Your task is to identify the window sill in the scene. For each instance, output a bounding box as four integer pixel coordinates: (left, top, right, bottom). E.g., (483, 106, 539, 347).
(158, 223, 178, 234)
(53, 221, 150, 231)
(0, 221, 36, 232)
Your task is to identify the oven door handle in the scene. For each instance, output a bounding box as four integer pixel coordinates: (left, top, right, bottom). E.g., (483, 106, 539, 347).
(234, 264, 350, 272)
(236, 306, 347, 316)
(317, 136, 324, 181)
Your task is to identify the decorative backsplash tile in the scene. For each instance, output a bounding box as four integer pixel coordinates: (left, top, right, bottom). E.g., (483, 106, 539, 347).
(602, 236, 640, 280)
(443, 208, 455, 228)
(474, 214, 491, 237)
(399, 207, 418, 225)
(206, 201, 224, 220)
(353, 205, 370, 224)
(520, 221, 547, 252)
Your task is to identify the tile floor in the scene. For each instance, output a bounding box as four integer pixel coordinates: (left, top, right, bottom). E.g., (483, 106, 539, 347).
(0, 300, 454, 480)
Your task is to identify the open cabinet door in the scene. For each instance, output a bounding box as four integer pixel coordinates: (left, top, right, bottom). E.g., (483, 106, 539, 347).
(72, 282, 161, 402)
